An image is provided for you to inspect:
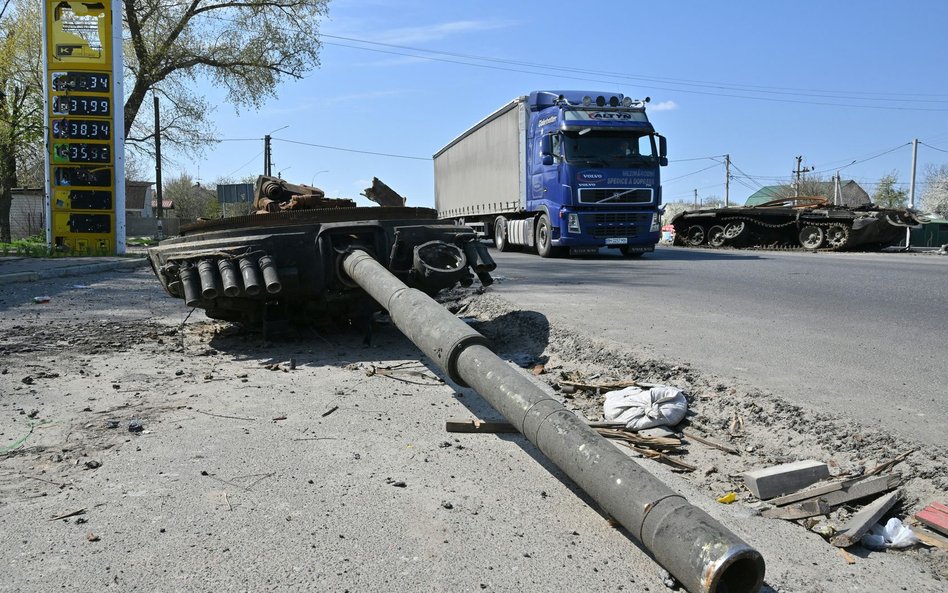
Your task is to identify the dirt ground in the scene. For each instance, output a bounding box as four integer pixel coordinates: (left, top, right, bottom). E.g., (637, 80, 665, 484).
(0, 269, 945, 592)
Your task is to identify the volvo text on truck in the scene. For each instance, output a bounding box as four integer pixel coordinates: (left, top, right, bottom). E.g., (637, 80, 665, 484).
(434, 91, 667, 257)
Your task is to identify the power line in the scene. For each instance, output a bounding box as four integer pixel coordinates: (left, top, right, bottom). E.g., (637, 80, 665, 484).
(663, 163, 720, 183)
(921, 141, 948, 154)
(224, 150, 264, 178)
(274, 137, 430, 161)
(321, 34, 948, 104)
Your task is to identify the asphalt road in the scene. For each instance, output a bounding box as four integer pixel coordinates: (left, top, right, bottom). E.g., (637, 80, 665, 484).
(489, 245, 948, 448)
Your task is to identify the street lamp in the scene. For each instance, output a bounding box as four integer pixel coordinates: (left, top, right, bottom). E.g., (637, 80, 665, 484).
(311, 170, 329, 186)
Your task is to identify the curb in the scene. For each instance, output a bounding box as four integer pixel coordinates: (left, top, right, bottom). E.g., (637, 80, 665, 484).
(0, 258, 151, 286)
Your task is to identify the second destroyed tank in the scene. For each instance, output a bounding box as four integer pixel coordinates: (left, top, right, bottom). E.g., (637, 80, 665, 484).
(671, 197, 925, 251)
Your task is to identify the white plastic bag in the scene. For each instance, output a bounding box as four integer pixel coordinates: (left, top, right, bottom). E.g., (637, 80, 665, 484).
(860, 517, 919, 550)
(603, 385, 688, 431)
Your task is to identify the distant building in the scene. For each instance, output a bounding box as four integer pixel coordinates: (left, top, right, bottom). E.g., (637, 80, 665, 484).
(745, 181, 870, 208)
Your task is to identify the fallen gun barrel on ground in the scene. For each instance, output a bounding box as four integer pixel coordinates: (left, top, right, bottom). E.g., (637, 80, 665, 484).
(342, 248, 766, 593)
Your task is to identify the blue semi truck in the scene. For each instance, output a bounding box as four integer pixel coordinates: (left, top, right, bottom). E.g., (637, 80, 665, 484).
(433, 90, 667, 257)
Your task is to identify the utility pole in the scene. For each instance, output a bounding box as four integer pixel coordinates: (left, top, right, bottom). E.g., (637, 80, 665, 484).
(906, 138, 919, 250)
(264, 135, 272, 176)
(153, 94, 164, 239)
(694, 188, 698, 209)
(833, 171, 841, 206)
(793, 155, 814, 197)
(724, 154, 730, 207)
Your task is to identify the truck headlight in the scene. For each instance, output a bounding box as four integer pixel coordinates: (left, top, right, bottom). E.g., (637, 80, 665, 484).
(650, 213, 660, 232)
(568, 213, 580, 233)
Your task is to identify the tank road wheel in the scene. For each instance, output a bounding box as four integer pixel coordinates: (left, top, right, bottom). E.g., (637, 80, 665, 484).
(799, 225, 825, 250)
(535, 213, 563, 258)
(824, 224, 850, 249)
(708, 225, 727, 248)
(494, 217, 511, 252)
(723, 221, 745, 240)
(684, 225, 706, 246)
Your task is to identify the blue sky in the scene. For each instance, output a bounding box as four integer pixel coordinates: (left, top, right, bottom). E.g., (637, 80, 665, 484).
(174, 0, 948, 210)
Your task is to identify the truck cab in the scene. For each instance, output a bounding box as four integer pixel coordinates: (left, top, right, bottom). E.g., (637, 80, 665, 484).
(525, 91, 667, 257)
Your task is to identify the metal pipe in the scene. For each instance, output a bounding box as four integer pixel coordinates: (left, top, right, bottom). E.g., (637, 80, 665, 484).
(257, 255, 282, 294)
(178, 264, 201, 307)
(342, 249, 764, 593)
(239, 257, 263, 296)
(218, 259, 241, 297)
(197, 259, 221, 299)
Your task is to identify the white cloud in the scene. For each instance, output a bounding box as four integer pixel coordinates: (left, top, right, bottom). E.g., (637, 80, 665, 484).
(649, 100, 679, 112)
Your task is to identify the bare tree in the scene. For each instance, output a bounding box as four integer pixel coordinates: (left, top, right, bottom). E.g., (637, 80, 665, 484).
(123, 0, 330, 154)
(0, 0, 42, 242)
(164, 173, 220, 221)
(872, 171, 907, 209)
(921, 164, 948, 217)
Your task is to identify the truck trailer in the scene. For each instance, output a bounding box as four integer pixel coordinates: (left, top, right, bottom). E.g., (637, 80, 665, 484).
(434, 91, 667, 257)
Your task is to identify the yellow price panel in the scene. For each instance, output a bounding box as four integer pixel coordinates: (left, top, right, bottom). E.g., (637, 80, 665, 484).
(52, 211, 113, 254)
(46, 1, 111, 69)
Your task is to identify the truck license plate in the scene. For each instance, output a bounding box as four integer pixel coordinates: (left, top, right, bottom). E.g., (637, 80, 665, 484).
(605, 237, 628, 245)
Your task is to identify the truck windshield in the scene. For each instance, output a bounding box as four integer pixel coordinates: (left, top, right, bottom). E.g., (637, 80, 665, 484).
(560, 132, 656, 167)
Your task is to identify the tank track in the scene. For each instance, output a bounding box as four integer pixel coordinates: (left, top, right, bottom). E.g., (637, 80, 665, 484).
(681, 217, 853, 252)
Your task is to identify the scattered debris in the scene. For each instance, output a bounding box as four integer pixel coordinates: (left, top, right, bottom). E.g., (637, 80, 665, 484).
(762, 499, 830, 520)
(831, 490, 901, 548)
(84, 460, 102, 470)
(681, 428, 739, 455)
(716, 492, 737, 504)
(864, 449, 915, 477)
(365, 362, 443, 385)
(603, 385, 688, 430)
(272, 415, 288, 422)
(767, 480, 847, 507)
(445, 418, 519, 434)
(321, 406, 339, 418)
(915, 501, 948, 536)
(33, 296, 51, 304)
(742, 460, 830, 500)
(49, 509, 87, 521)
(861, 517, 919, 550)
(128, 419, 144, 433)
(838, 549, 856, 565)
(86, 532, 100, 542)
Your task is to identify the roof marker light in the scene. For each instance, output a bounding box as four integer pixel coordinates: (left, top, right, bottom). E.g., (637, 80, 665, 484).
(582, 96, 592, 106)
(596, 96, 606, 107)
(609, 96, 619, 107)
(622, 97, 633, 107)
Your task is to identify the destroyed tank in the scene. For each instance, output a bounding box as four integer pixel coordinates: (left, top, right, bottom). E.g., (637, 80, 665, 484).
(148, 175, 495, 332)
(670, 197, 925, 251)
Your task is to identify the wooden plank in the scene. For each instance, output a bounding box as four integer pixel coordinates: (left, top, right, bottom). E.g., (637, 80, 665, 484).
(742, 460, 830, 500)
(831, 490, 900, 548)
(445, 419, 518, 433)
(909, 525, 948, 549)
(915, 501, 948, 536)
(762, 499, 830, 520)
(819, 475, 900, 507)
(768, 480, 846, 506)
(681, 429, 739, 455)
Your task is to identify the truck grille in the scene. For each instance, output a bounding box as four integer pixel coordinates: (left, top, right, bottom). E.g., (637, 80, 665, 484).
(579, 188, 653, 204)
(589, 213, 650, 224)
(590, 225, 641, 239)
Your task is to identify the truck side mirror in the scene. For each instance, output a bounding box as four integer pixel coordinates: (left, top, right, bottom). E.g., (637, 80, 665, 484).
(539, 134, 552, 156)
(541, 154, 554, 166)
(658, 135, 668, 167)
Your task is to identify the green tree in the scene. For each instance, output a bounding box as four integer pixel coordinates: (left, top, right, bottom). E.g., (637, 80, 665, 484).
(0, 0, 43, 242)
(122, 0, 330, 152)
(921, 164, 948, 217)
(872, 172, 907, 208)
(164, 173, 220, 221)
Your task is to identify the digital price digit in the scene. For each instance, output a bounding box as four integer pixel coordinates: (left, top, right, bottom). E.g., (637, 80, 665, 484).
(54, 166, 113, 187)
(51, 72, 110, 93)
(52, 119, 111, 140)
(51, 95, 111, 116)
(53, 143, 111, 164)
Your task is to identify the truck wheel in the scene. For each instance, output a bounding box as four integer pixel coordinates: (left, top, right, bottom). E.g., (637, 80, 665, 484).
(494, 217, 511, 252)
(535, 214, 562, 258)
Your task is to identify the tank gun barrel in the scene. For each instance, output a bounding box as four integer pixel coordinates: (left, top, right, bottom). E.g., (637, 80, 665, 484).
(342, 249, 765, 593)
